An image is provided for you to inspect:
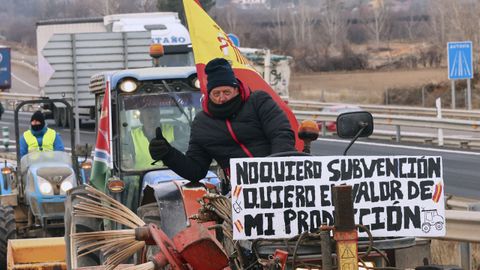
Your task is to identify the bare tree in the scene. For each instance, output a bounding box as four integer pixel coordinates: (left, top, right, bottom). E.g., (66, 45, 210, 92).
(426, 0, 447, 46)
(217, 4, 239, 34)
(289, 0, 316, 48)
(363, 0, 390, 48)
(269, 7, 288, 51)
(317, 0, 349, 56)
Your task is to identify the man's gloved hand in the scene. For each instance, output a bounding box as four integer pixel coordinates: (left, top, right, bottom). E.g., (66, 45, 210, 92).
(149, 127, 171, 161)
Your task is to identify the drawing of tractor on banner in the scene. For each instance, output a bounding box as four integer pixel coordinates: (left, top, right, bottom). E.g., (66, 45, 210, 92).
(421, 209, 445, 233)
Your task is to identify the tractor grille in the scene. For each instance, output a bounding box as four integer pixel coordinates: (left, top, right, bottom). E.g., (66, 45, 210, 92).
(42, 202, 65, 216)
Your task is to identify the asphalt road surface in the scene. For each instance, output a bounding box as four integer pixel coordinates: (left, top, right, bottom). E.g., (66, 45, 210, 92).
(10, 61, 39, 94)
(311, 138, 480, 200)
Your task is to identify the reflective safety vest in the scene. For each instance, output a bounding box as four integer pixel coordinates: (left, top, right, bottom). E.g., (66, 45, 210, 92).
(23, 128, 56, 153)
(131, 124, 174, 169)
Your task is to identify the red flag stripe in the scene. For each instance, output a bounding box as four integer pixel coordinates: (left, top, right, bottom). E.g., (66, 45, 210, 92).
(433, 183, 442, 203)
(234, 186, 242, 198)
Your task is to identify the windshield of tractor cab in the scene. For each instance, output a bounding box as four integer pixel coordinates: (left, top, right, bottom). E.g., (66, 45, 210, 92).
(119, 91, 202, 171)
(21, 151, 72, 174)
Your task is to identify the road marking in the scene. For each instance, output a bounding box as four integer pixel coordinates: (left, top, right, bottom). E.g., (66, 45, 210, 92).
(11, 72, 39, 90)
(317, 138, 480, 156)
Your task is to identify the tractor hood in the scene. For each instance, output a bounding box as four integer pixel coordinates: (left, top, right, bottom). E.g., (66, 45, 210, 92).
(142, 169, 220, 191)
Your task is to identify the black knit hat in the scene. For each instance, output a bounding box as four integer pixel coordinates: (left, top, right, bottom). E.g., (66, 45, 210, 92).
(205, 58, 238, 93)
(31, 111, 45, 128)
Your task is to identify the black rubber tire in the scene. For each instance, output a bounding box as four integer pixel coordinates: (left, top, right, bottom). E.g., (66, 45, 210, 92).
(65, 186, 103, 270)
(0, 205, 17, 269)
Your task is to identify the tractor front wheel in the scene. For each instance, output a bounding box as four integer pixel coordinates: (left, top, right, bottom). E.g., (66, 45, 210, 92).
(0, 205, 17, 268)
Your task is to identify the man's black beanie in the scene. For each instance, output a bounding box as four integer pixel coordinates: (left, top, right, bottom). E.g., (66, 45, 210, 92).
(205, 58, 238, 93)
(31, 111, 45, 127)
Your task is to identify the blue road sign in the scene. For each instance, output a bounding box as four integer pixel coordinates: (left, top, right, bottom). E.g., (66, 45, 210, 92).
(227, 33, 240, 47)
(0, 47, 11, 89)
(447, 41, 473, 80)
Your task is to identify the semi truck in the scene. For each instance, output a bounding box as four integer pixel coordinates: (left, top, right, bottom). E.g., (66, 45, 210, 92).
(36, 12, 193, 128)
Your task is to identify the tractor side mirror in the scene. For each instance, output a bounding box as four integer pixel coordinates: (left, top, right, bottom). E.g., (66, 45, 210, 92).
(336, 111, 374, 156)
(336, 111, 374, 139)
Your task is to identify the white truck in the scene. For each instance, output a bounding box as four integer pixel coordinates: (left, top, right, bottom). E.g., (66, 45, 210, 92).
(239, 47, 292, 101)
(36, 12, 193, 128)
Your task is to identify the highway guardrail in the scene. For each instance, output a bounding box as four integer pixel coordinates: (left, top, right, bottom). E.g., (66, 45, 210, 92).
(294, 110, 480, 132)
(294, 110, 480, 149)
(290, 100, 480, 120)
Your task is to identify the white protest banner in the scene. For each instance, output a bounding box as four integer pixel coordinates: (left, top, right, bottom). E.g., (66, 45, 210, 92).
(230, 156, 445, 240)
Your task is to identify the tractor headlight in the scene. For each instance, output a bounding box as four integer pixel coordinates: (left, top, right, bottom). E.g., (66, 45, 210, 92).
(192, 77, 200, 89)
(60, 176, 75, 194)
(119, 79, 138, 93)
(38, 177, 53, 195)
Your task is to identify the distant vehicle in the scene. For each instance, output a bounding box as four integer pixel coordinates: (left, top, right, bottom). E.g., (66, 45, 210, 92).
(239, 48, 292, 101)
(317, 104, 362, 132)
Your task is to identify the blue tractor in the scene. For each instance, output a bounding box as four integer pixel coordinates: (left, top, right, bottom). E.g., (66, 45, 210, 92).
(0, 99, 88, 267)
(64, 65, 226, 269)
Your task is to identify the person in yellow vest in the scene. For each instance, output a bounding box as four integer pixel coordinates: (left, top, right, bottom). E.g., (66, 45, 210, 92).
(130, 108, 174, 169)
(19, 111, 65, 158)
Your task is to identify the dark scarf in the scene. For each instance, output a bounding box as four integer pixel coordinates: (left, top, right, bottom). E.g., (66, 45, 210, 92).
(207, 95, 243, 119)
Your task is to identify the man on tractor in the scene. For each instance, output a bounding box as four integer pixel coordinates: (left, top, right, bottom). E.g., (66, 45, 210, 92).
(129, 107, 175, 169)
(19, 110, 65, 158)
(149, 58, 297, 189)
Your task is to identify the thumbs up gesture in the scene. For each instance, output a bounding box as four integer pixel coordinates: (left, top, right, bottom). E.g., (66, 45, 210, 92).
(149, 127, 172, 161)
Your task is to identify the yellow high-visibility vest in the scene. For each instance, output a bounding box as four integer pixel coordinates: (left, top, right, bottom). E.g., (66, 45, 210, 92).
(131, 124, 174, 169)
(23, 128, 56, 153)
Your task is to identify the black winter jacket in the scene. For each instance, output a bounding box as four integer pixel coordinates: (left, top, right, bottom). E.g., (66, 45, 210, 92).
(163, 90, 296, 182)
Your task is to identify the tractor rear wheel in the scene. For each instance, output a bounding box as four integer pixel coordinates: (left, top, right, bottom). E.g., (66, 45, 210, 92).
(65, 186, 103, 270)
(0, 205, 17, 268)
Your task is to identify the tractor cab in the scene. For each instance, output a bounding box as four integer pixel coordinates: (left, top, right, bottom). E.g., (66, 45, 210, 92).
(89, 66, 220, 211)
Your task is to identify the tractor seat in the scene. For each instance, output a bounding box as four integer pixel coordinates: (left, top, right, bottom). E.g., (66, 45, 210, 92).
(36, 167, 73, 183)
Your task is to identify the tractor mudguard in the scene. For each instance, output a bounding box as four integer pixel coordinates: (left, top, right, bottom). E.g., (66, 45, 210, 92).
(150, 181, 188, 239)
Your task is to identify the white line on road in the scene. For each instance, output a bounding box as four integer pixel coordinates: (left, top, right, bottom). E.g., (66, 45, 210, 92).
(317, 138, 480, 156)
(11, 72, 39, 90)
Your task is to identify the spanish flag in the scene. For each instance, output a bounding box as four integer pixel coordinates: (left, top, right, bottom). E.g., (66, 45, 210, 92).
(432, 182, 443, 203)
(183, 0, 303, 151)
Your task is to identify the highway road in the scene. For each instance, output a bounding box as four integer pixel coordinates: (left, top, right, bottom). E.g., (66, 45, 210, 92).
(311, 138, 480, 200)
(10, 61, 39, 95)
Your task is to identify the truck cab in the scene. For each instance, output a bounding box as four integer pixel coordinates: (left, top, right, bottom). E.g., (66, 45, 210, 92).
(89, 66, 219, 211)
